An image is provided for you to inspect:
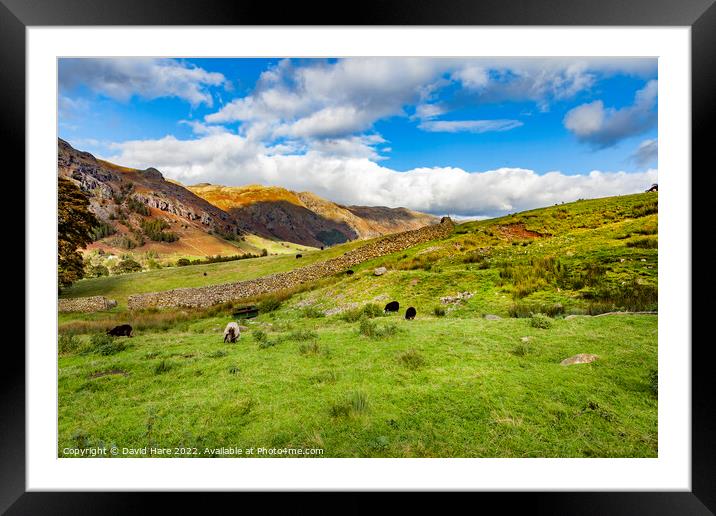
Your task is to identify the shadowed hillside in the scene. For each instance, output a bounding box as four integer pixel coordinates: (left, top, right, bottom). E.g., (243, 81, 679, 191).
(189, 184, 437, 247)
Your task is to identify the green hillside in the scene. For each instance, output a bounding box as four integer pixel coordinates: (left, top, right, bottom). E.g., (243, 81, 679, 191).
(58, 192, 658, 458)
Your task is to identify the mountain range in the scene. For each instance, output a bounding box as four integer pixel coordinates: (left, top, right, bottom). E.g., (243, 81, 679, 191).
(58, 139, 438, 256)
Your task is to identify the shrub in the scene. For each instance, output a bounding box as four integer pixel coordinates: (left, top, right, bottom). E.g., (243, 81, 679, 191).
(258, 339, 278, 349)
(498, 256, 565, 299)
(397, 349, 425, 370)
(626, 237, 658, 249)
(88, 264, 110, 278)
(127, 197, 150, 216)
(289, 329, 319, 341)
(584, 279, 658, 313)
(530, 313, 553, 329)
(359, 318, 378, 337)
(176, 258, 191, 266)
(359, 319, 399, 338)
(512, 343, 531, 356)
(58, 334, 82, 354)
(91, 222, 116, 241)
(508, 301, 564, 318)
(631, 201, 658, 218)
(113, 258, 142, 274)
(258, 297, 282, 313)
(228, 365, 241, 375)
(140, 219, 179, 242)
(433, 306, 446, 317)
(298, 342, 321, 355)
(112, 235, 138, 250)
(88, 333, 128, 355)
(634, 225, 658, 236)
(253, 329, 268, 343)
(341, 303, 384, 323)
(363, 303, 384, 318)
(301, 306, 325, 318)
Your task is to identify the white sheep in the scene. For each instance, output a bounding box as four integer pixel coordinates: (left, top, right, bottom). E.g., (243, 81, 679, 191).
(223, 322, 241, 343)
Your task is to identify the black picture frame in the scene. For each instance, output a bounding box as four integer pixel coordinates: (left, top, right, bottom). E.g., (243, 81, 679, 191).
(4, 0, 712, 513)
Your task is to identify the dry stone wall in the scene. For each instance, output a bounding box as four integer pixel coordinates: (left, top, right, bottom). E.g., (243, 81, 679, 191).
(58, 296, 117, 312)
(128, 218, 455, 310)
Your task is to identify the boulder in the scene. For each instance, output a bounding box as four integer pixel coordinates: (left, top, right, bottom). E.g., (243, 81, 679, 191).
(484, 314, 501, 320)
(560, 353, 599, 366)
(374, 267, 388, 276)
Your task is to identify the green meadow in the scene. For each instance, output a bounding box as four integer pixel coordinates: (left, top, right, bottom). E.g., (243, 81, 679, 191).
(58, 192, 658, 458)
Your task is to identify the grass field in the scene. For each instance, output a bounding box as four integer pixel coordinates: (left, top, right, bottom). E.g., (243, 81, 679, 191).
(58, 192, 658, 457)
(58, 314, 657, 458)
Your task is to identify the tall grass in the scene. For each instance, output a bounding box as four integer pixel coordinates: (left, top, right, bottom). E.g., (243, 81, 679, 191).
(340, 303, 384, 323)
(329, 391, 369, 418)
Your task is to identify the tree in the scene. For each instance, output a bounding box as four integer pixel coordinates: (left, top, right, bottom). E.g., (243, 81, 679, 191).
(58, 178, 100, 289)
(112, 258, 142, 274)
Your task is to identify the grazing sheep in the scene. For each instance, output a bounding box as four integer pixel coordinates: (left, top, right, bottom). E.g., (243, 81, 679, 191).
(296, 254, 303, 258)
(107, 324, 132, 337)
(223, 322, 241, 343)
(405, 307, 416, 320)
(384, 301, 400, 314)
(346, 269, 354, 275)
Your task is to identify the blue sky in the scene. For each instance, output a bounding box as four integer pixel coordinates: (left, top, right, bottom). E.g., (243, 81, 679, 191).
(58, 57, 658, 217)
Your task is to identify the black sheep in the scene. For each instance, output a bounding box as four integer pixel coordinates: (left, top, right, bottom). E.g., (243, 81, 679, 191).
(346, 269, 354, 275)
(405, 307, 416, 320)
(384, 301, 399, 313)
(107, 324, 133, 337)
(296, 254, 303, 258)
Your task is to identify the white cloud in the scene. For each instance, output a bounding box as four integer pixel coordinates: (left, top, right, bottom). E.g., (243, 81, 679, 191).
(58, 95, 88, 119)
(630, 139, 658, 167)
(273, 106, 377, 139)
(179, 120, 230, 136)
(451, 64, 489, 90)
(412, 103, 446, 121)
(563, 80, 658, 148)
(59, 58, 226, 106)
(307, 134, 388, 160)
(105, 134, 657, 217)
(202, 57, 657, 155)
(453, 58, 655, 109)
(418, 119, 523, 133)
(206, 58, 448, 140)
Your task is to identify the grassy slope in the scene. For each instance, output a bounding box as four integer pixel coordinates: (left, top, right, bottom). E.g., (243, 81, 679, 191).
(58, 192, 658, 457)
(59, 314, 656, 458)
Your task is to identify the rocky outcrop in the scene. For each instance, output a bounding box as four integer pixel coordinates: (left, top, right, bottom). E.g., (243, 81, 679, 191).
(560, 354, 599, 366)
(57, 138, 241, 238)
(127, 218, 455, 310)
